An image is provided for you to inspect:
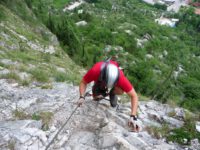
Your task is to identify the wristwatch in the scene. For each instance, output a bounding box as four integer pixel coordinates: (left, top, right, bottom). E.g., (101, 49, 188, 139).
(80, 95, 85, 99)
(130, 115, 137, 120)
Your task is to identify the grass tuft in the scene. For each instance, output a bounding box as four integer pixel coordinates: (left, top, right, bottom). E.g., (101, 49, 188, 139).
(13, 109, 29, 120)
(30, 68, 49, 82)
(32, 111, 53, 131)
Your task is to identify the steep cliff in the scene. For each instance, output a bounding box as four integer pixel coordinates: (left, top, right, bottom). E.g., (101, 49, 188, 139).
(0, 1, 200, 150)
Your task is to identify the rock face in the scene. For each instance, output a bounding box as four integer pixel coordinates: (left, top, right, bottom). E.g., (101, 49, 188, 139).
(0, 79, 197, 150)
(0, 120, 46, 150)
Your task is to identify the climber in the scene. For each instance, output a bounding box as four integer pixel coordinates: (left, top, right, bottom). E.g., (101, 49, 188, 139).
(77, 59, 141, 132)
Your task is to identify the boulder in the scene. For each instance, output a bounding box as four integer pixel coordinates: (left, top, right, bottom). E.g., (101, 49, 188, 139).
(196, 121, 200, 132)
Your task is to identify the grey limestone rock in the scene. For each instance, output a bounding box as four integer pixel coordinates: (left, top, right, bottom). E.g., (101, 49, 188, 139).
(0, 79, 194, 150)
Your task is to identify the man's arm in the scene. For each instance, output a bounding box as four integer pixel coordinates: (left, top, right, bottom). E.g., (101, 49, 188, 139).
(79, 79, 88, 97)
(127, 88, 138, 116)
(127, 88, 142, 132)
(77, 79, 88, 107)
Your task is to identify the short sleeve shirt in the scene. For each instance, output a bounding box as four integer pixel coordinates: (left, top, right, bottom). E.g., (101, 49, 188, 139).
(83, 61, 133, 93)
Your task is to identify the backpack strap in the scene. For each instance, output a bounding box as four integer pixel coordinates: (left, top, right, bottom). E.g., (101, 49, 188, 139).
(99, 59, 110, 82)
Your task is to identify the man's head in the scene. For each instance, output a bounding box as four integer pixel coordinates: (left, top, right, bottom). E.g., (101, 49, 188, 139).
(105, 64, 119, 88)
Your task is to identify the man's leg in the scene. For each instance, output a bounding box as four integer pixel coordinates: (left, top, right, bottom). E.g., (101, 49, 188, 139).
(109, 86, 124, 107)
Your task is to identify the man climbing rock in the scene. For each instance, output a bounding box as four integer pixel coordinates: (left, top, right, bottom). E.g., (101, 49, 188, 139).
(77, 59, 141, 132)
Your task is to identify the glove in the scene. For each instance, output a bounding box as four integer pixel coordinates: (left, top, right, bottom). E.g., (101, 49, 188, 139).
(77, 96, 85, 107)
(128, 115, 142, 132)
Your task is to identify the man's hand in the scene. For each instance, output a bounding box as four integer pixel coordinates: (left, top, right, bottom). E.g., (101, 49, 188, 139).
(77, 97, 85, 107)
(128, 115, 142, 132)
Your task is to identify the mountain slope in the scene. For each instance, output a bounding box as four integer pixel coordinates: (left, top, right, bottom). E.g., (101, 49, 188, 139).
(26, 0, 200, 112)
(0, 2, 81, 85)
(0, 1, 200, 150)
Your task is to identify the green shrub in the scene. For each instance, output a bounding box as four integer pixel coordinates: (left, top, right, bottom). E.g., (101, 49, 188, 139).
(167, 120, 200, 145)
(181, 98, 200, 112)
(178, 76, 200, 104)
(0, 6, 5, 20)
(53, 0, 71, 9)
(55, 17, 81, 57)
(167, 128, 191, 144)
(78, 11, 93, 22)
(85, 0, 99, 3)
(154, 3, 167, 10)
(178, 7, 200, 32)
(25, 0, 32, 9)
(167, 115, 200, 144)
(127, 60, 158, 95)
(32, 113, 41, 120)
(147, 117, 200, 144)
(89, 27, 113, 44)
